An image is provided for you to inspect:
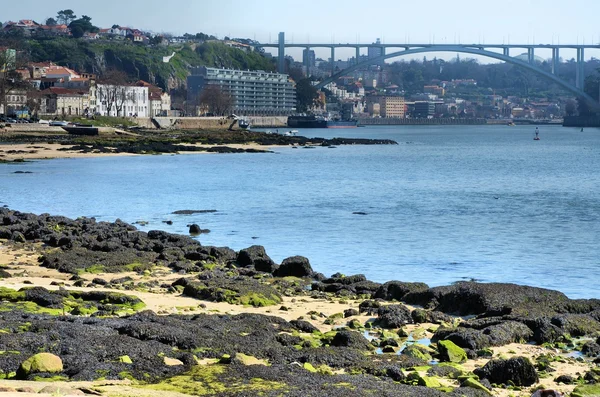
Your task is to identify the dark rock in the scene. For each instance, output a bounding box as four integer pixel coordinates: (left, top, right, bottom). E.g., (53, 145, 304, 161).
(411, 308, 428, 323)
(274, 256, 313, 278)
(92, 278, 109, 286)
(358, 300, 381, 315)
(11, 231, 26, 243)
(322, 274, 367, 285)
(377, 304, 413, 328)
(385, 365, 406, 381)
(289, 320, 319, 334)
(331, 331, 373, 350)
(473, 356, 538, 386)
(434, 320, 533, 350)
(375, 281, 429, 301)
(173, 210, 217, 215)
(581, 341, 600, 357)
(236, 245, 278, 273)
(403, 282, 584, 317)
(0, 269, 11, 278)
(554, 374, 576, 384)
(181, 277, 281, 307)
(344, 309, 359, 318)
(189, 224, 201, 234)
(531, 391, 564, 397)
(23, 287, 63, 308)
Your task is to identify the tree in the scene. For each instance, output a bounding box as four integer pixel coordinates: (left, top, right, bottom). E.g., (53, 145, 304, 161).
(97, 70, 133, 117)
(198, 85, 234, 116)
(69, 15, 98, 35)
(56, 10, 77, 25)
(0, 49, 30, 116)
(71, 26, 84, 38)
(26, 89, 42, 118)
(295, 78, 320, 113)
(565, 99, 577, 116)
(45, 18, 57, 26)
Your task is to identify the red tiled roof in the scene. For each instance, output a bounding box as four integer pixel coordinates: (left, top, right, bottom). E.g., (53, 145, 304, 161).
(42, 87, 88, 96)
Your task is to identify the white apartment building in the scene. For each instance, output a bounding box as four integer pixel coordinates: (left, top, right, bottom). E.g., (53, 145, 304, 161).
(94, 84, 149, 117)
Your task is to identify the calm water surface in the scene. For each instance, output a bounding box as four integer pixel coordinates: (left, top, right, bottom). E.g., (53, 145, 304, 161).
(2, 125, 599, 298)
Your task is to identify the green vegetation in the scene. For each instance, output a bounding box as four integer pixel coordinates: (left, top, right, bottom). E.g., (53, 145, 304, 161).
(142, 364, 287, 395)
(0, 286, 146, 316)
(21, 39, 275, 90)
(572, 385, 600, 397)
(70, 116, 137, 128)
(438, 340, 468, 363)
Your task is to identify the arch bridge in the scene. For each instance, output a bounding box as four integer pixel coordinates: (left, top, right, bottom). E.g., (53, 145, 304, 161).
(255, 33, 600, 107)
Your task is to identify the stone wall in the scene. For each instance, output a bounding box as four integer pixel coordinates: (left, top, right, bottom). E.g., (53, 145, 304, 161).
(135, 116, 288, 130)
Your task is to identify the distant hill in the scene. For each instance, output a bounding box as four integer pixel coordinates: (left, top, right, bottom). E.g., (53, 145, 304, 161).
(22, 38, 275, 90)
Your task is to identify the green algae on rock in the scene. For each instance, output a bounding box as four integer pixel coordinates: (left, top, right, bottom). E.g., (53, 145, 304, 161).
(17, 353, 63, 379)
(437, 340, 468, 363)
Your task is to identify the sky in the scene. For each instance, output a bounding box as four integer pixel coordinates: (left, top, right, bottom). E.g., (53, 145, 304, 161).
(3, 0, 600, 62)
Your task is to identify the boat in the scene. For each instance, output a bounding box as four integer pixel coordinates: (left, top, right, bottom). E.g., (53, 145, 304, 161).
(327, 120, 358, 128)
(283, 130, 299, 136)
(62, 124, 99, 136)
(287, 115, 327, 128)
(238, 119, 250, 130)
(534, 127, 540, 141)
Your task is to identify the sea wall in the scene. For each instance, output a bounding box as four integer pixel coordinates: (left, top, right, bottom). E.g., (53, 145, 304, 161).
(358, 118, 489, 126)
(135, 116, 288, 130)
(563, 115, 600, 127)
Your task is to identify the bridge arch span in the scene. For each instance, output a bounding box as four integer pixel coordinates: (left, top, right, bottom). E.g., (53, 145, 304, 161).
(315, 45, 597, 107)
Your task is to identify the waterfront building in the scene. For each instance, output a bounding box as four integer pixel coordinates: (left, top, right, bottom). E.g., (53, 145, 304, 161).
(187, 67, 296, 116)
(94, 84, 149, 117)
(39, 87, 90, 117)
(380, 96, 406, 118)
(412, 101, 436, 118)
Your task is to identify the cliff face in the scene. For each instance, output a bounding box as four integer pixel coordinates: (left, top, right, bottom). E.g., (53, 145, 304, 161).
(25, 39, 275, 91)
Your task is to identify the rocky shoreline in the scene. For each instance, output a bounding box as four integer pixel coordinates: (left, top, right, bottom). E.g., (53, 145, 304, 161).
(0, 130, 398, 161)
(0, 208, 599, 396)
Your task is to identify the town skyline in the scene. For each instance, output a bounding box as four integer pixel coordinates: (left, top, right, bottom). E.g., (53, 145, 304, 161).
(3, 0, 600, 47)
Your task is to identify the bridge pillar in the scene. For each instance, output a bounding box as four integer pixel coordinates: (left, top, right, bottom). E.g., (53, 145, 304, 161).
(551, 48, 559, 75)
(331, 47, 335, 77)
(278, 32, 285, 74)
(527, 48, 534, 64)
(503, 47, 509, 56)
(579, 48, 585, 90)
(304, 47, 310, 77)
(356, 47, 360, 65)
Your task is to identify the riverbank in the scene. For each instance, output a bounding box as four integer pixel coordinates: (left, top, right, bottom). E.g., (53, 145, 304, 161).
(0, 209, 598, 396)
(0, 129, 397, 162)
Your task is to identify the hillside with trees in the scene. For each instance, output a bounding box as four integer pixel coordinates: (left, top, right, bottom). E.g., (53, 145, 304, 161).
(14, 39, 275, 91)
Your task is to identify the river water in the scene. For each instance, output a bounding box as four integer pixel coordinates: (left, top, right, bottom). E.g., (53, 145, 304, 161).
(2, 125, 599, 298)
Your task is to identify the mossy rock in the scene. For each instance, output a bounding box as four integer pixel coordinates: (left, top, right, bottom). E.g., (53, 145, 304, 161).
(119, 355, 133, 364)
(462, 377, 493, 395)
(402, 344, 432, 361)
(571, 385, 600, 397)
(303, 362, 317, 373)
(183, 278, 281, 307)
(17, 353, 63, 379)
(407, 372, 442, 388)
(438, 340, 468, 363)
